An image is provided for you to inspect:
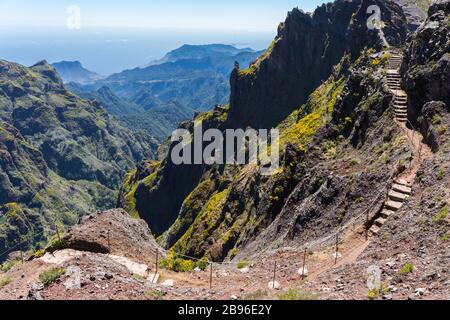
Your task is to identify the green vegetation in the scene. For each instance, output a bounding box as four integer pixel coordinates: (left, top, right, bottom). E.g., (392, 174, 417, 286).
(349, 158, 360, 166)
(279, 78, 345, 150)
(436, 168, 446, 181)
(236, 259, 249, 269)
(433, 114, 442, 125)
(0, 276, 11, 289)
(367, 285, 390, 300)
(171, 188, 230, 255)
(159, 252, 208, 272)
(34, 249, 46, 258)
(441, 234, 450, 242)
(0, 260, 17, 273)
(434, 204, 449, 224)
(398, 263, 414, 275)
(367, 289, 378, 300)
(146, 289, 166, 300)
(279, 288, 319, 300)
(131, 274, 145, 281)
(39, 267, 65, 286)
(244, 289, 268, 300)
(49, 237, 69, 252)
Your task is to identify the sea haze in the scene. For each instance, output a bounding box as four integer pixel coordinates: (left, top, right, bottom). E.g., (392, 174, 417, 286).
(0, 27, 274, 75)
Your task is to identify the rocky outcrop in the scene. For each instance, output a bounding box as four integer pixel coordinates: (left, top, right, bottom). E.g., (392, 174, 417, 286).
(394, 0, 430, 31)
(401, 0, 450, 148)
(62, 209, 161, 265)
(228, 0, 407, 130)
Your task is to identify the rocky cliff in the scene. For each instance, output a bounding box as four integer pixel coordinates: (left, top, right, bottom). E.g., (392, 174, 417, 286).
(228, 0, 406, 130)
(401, 0, 450, 150)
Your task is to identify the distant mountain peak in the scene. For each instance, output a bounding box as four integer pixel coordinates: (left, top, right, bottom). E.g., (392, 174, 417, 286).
(52, 60, 103, 84)
(145, 43, 258, 67)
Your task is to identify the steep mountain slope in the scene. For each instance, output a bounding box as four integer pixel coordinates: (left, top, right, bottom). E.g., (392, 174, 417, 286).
(52, 61, 103, 84)
(298, 1, 449, 299)
(394, 0, 432, 30)
(0, 60, 154, 260)
(118, 0, 409, 261)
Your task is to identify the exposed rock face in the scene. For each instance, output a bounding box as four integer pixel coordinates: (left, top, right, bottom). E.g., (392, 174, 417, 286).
(0, 60, 153, 261)
(62, 209, 161, 265)
(393, 0, 430, 31)
(228, 0, 407, 130)
(119, 0, 410, 261)
(401, 0, 450, 148)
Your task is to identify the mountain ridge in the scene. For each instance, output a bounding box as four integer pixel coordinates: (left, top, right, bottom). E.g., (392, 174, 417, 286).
(0, 59, 155, 260)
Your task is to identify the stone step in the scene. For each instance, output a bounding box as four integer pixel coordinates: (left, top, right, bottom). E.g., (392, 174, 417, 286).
(381, 209, 395, 218)
(392, 183, 412, 195)
(370, 225, 381, 235)
(384, 200, 403, 211)
(389, 190, 409, 202)
(395, 178, 411, 186)
(375, 217, 387, 227)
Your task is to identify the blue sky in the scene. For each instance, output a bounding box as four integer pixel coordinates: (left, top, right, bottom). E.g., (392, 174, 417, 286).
(0, 0, 327, 31)
(0, 1, 330, 73)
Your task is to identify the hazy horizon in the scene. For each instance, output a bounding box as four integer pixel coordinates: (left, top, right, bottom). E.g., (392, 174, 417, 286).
(0, 0, 327, 74)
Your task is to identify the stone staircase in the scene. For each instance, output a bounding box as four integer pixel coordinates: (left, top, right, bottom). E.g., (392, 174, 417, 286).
(369, 52, 413, 236)
(386, 52, 407, 124)
(369, 178, 412, 235)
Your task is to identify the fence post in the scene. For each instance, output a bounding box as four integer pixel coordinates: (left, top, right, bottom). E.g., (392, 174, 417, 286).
(209, 262, 213, 290)
(334, 230, 340, 265)
(272, 261, 277, 289)
(55, 223, 61, 242)
(301, 248, 307, 280)
(365, 210, 369, 241)
(107, 230, 111, 252)
(152, 250, 159, 283)
(20, 251, 24, 264)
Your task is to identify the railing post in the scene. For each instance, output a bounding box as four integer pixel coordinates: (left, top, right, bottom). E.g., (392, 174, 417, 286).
(272, 261, 277, 289)
(301, 248, 307, 280)
(335, 230, 340, 265)
(209, 262, 213, 290)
